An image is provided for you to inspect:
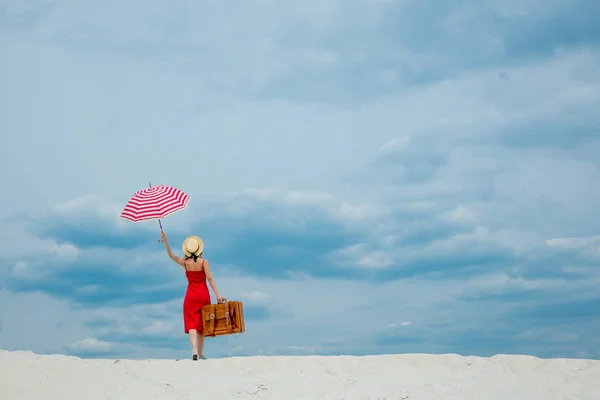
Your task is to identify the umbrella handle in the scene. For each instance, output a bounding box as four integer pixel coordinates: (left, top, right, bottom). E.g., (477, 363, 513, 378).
(149, 181, 165, 243)
(157, 219, 164, 242)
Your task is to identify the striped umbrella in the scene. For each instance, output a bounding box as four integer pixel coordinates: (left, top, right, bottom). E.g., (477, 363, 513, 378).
(120, 183, 190, 230)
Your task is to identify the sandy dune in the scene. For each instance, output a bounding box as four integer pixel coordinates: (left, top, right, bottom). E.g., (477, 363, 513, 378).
(1, 349, 598, 399)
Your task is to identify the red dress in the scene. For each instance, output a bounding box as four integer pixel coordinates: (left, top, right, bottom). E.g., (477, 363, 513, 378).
(182, 260, 211, 334)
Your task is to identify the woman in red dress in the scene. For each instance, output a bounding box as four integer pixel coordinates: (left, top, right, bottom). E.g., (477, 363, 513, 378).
(161, 230, 223, 360)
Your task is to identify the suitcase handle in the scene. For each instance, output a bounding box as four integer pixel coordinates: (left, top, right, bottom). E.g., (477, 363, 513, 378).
(217, 297, 227, 304)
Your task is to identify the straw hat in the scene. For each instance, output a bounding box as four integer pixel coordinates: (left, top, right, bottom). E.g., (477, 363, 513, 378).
(182, 235, 204, 257)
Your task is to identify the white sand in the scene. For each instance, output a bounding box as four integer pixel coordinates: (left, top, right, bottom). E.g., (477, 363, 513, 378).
(1, 349, 598, 399)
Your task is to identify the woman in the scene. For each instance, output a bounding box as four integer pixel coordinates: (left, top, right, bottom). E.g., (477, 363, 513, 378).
(161, 230, 223, 360)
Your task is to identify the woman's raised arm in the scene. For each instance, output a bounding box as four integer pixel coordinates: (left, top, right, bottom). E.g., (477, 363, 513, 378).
(161, 230, 185, 268)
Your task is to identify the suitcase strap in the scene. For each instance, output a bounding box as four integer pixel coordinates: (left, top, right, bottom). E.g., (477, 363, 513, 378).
(208, 312, 215, 335)
(227, 306, 234, 334)
(206, 304, 234, 335)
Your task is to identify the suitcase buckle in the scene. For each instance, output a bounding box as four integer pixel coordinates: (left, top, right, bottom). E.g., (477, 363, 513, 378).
(209, 313, 215, 320)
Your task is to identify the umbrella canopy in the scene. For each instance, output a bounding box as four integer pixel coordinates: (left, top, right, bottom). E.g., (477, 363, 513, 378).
(120, 184, 190, 223)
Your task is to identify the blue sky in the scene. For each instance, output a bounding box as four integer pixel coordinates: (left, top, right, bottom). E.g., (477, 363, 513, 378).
(1, 0, 599, 360)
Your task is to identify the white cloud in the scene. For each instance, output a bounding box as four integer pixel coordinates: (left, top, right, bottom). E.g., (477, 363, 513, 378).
(11, 261, 27, 275)
(440, 205, 479, 225)
(333, 202, 388, 223)
(50, 243, 79, 260)
(546, 235, 600, 261)
(265, 246, 301, 257)
(49, 195, 150, 232)
(75, 285, 101, 295)
(329, 243, 395, 269)
(67, 338, 114, 353)
(389, 322, 413, 328)
(466, 274, 565, 291)
(429, 226, 540, 254)
(239, 291, 272, 306)
(546, 236, 600, 250)
(243, 188, 334, 206)
(140, 321, 176, 335)
(378, 136, 410, 154)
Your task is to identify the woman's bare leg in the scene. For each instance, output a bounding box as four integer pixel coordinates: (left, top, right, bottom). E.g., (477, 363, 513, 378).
(189, 329, 199, 355)
(197, 332, 205, 357)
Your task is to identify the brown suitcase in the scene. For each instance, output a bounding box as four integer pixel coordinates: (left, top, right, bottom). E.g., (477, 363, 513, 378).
(201, 298, 246, 337)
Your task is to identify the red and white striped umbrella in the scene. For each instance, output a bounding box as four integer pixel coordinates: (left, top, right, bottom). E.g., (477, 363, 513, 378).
(120, 184, 190, 223)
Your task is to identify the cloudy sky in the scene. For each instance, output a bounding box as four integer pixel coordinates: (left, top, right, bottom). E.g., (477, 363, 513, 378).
(1, 0, 599, 360)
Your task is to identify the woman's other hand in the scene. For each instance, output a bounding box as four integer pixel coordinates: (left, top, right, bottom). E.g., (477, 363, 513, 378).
(160, 230, 168, 243)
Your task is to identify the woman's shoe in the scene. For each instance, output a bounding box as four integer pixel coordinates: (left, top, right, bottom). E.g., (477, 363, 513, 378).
(192, 354, 198, 361)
